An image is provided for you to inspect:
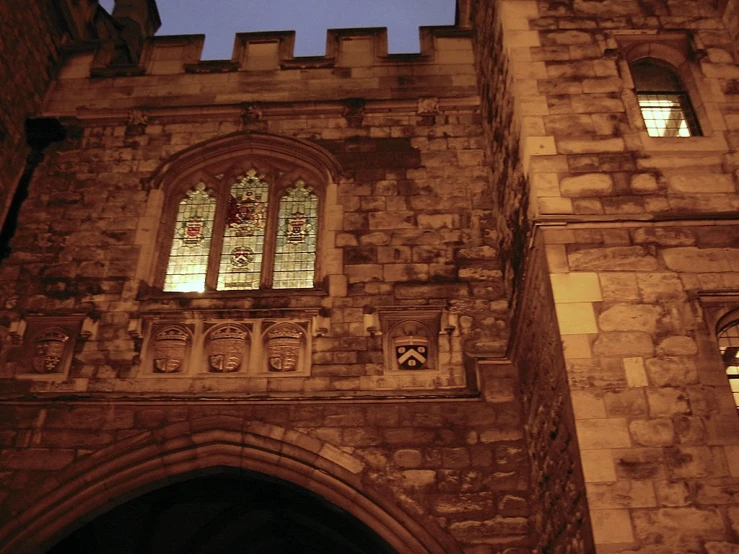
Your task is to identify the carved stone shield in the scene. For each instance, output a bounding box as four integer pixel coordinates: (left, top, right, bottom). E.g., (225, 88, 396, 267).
(207, 325, 247, 373)
(31, 329, 69, 374)
(394, 336, 429, 370)
(153, 326, 188, 373)
(266, 323, 303, 372)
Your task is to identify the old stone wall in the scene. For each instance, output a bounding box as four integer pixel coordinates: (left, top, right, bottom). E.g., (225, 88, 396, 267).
(0, 399, 532, 552)
(471, 0, 530, 301)
(0, 0, 66, 215)
(0, 25, 534, 552)
(472, 0, 739, 552)
(514, 239, 594, 553)
(543, 223, 739, 553)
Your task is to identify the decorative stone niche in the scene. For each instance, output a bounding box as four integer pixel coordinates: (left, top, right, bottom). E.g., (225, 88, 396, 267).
(381, 310, 440, 373)
(16, 316, 84, 379)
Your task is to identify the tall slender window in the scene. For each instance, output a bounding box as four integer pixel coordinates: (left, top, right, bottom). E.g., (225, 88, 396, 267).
(163, 183, 216, 293)
(718, 322, 739, 410)
(273, 180, 319, 289)
(631, 58, 700, 137)
(218, 171, 270, 291)
(162, 169, 320, 293)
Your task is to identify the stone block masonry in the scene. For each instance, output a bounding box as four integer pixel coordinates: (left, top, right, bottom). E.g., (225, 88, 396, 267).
(2, 0, 739, 551)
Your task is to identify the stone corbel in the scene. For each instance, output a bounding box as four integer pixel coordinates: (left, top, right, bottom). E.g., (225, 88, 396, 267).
(8, 319, 26, 345)
(363, 306, 381, 337)
(312, 308, 331, 337)
(441, 309, 459, 336)
(80, 317, 98, 341)
(128, 317, 144, 352)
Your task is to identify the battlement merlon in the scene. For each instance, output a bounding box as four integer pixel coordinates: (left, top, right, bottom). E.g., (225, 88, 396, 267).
(58, 24, 473, 79)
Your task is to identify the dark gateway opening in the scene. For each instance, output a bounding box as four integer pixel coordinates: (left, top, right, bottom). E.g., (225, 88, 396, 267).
(48, 470, 397, 554)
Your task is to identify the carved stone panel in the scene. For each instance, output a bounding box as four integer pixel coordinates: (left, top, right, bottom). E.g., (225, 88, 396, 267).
(17, 316, 83, 379)
(381, 310, 441, 373)
(262, 321, 308, 374)
(150, 325, 191, 374)
(204, 323, 249, 373)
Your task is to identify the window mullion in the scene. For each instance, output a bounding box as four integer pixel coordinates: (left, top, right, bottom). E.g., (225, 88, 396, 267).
(261, 184, 280, 289)
(206, 184, 229, 291)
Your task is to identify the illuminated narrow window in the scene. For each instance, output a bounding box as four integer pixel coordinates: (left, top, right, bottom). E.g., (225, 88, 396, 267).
(217, 171, 269, 291)
(163, 183, 216, 292)
(631, 59, 700, 137)
(273, 180, 318, 289)
(718, 322, 739, 409)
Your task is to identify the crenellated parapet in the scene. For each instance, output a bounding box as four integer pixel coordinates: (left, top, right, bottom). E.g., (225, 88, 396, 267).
(59, 25, 473, 79)
(48, 24, 477, 116)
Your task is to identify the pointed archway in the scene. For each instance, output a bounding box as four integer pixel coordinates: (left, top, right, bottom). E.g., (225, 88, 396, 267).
(0, 416, 462, 554)
(49, 469, 396, 554)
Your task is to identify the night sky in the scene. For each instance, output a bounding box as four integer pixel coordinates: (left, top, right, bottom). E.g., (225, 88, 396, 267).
(100, 0, 455, 59)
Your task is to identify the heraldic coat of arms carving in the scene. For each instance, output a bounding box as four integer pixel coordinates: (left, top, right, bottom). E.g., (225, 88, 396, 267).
(265, 323, 304, 372)
(31, 328, 69, 374)
(207, 324, 247, 373)
(152, 326, 189, 373)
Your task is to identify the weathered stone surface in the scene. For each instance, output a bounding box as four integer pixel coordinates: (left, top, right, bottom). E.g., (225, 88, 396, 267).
(569, 246, 659, 272)
(632, 507, 726, 550)
(587, 480, 657, 509)
(598, 304, 663, 335)
(449, 516, 529, 543)
(593, 332, 654, 357)
(636, 273, 686, 303)
(630, 419, 676, 447)
(560, 173, 613, 197)
(631, 173, 660, 194)
(645, 357, 699, 387)
(662, 248, 733, 273)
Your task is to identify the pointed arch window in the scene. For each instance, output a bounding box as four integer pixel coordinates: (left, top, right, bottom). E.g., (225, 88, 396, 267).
(631, 58, 701, 138)
(161, 167, 320, 293)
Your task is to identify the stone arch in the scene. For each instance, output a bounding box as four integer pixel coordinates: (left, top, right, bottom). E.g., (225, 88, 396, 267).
(134, 130, 346, 292)
(147, 130, 344, 191)
(0, 416, 462, 554)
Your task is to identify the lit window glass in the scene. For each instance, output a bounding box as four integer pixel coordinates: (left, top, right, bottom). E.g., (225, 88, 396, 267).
(163, 183, 216, 292)
(718, 322, 739, 409)
(273, 181, 318, 289)
(217, 171, 269, 291)
(631, 59, 700, 137)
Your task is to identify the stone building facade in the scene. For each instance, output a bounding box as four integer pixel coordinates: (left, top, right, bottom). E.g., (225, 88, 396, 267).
(0, 0, 738, 552)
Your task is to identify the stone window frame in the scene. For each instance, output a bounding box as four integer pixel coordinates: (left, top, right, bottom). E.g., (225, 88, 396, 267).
(716, 308, 739, 410)
(629, 57, 701, 137)
(141, 132, 343, 297)
(615, 32, 727, 152)
(698, 293, 739, 413)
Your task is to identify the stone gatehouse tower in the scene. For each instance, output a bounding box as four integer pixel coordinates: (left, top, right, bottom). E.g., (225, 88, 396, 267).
(0, 0, 738, 552)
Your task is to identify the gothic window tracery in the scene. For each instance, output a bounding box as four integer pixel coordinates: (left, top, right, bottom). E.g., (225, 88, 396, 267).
(161, 165, 320, 293)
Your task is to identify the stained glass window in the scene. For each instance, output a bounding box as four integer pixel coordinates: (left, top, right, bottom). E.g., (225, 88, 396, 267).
(718, 322, 739, 410)
(163, 183, 216, 292)
(163, 167, 319, 293)
(273, 181, 318, 289)
(217, 171, 269, 290)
